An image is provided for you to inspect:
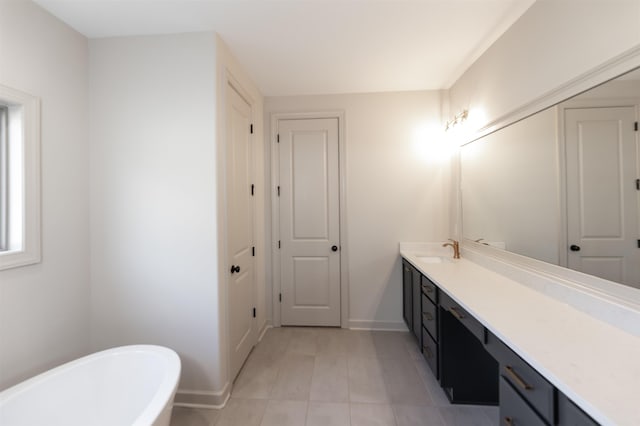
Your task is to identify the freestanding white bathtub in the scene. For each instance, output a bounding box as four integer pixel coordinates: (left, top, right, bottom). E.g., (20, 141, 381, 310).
(0, 345, 181, 426)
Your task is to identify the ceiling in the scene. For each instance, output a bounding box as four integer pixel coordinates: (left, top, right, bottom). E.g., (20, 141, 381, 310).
(34, 0, 536, 96)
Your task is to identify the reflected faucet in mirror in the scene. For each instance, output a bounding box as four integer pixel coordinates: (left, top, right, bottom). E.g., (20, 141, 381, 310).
(443, 239, 460, 259)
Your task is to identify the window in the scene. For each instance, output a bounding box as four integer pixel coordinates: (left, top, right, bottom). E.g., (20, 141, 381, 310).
(0, 84, 40, 270)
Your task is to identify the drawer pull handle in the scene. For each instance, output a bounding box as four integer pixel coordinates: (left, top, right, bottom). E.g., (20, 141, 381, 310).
(505, 365, 533, 390)
(421, 284, 434, 293)
(423, 346, 433, 359)
(449, 306, 464, 320)
(503, 417, 513, 426)
(423, 312, 434, 321)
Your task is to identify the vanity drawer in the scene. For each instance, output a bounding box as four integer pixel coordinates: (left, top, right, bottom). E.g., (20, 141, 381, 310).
(487, 332, 555, 424)
(421, 294, 437, 341)
(421, 275, 437, 303)
(557, 392, 598, 426)
(500, 377, 547, 426)
(422, 326, 438, 378)
(439, 291, 484, 342)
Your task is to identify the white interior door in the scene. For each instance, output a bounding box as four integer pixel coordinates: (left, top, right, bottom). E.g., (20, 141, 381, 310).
(565, 106, 639, 287)
(226, 83, 257, 381)
(279, 118, 341, 326)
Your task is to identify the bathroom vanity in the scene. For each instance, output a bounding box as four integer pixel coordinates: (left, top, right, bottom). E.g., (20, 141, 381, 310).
(400, 243, 640, 426)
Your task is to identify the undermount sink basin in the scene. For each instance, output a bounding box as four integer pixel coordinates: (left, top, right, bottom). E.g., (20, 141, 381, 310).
(416, 255, 452, 264)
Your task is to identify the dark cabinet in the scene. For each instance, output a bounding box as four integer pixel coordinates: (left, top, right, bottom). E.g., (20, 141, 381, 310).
(439, 291, 485, 342)
(500, 377, 547, 426)
(402, 260, 413, 332)
(401, 256, 600, 425)
(412, 267, 422, 344)
(421, 275, 439, 378)
(402, 259, 423, 344)
(557, 392, 599, 426)
(421, 293, 437, 339)
(421, 274, 437, 303)
(486, 331, 554, 424)
(402, 258, 497, 404)
(439, 299, 499, 405)
(422, 326, 438, 377)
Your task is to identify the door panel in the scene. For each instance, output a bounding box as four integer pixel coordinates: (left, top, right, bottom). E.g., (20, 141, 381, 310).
(580, 257, 624, 284)
(292, 132, 330, 239)
(565, 106, 639, 287)
(227, 83, 256, 381)
(293, 257, 330, 306)
(279, 118, 340, 326)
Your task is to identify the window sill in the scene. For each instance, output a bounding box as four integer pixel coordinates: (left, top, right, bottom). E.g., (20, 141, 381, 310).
(0, 248, 41, 271)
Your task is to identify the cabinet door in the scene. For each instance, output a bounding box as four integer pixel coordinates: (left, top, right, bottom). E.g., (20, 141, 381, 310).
(422, 326, 438, 379)
(412, 267, 422, 342)
(557, 392, 598, 426)
(500, 377, 546, 426)
(402, 261, 412, 331)
(422, 293, 437, 341)
(486, 331, 554, 423)
(439, 305, 498, 405)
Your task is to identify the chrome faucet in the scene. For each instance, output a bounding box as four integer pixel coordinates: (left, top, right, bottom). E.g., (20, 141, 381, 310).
(443, 239, 460, 259)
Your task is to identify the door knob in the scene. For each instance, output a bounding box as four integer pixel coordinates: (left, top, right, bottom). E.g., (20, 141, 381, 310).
(570, 245, 581, 252)
(230, 265, 241, 273)
(331, 245, 338, 252)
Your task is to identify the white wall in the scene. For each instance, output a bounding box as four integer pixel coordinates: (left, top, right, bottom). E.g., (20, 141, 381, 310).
(461, 107, 559, 264)
(89, 33, 222, 395)
(89, 33, 265, 404)
(449, 0, 640, 129)
(265, 91, 449, 329)
(0, 0, 90, 389)
(573, 78, 640, 99)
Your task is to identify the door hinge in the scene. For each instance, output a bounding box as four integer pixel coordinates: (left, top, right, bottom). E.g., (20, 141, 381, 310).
(279, 293, 282, 302)
(251, 184, 255, 196)
(635, 121, 638, 131)
(636, 179, 640, 191)
(277, 134, 280, 143)
(253, 307, 256, 318)
(637, 240, 640, 249)
(250, 124, 254, 134)
(252, 246, 255, 257)
(277, 186, 280, 196)
(278, 240, 281, 249)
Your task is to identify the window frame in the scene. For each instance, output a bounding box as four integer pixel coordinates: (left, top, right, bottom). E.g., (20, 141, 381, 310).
(0, 84, 41, 270)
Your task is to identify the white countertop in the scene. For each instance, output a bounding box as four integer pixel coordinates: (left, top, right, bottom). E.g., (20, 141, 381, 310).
(400, 244, 640, 426)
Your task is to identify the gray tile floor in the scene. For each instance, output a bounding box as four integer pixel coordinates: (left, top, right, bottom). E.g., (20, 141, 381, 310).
(170, 327, 498, 426)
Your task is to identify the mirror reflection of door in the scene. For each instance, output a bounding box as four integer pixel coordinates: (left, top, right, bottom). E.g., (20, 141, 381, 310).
(565, 106, 640, 288)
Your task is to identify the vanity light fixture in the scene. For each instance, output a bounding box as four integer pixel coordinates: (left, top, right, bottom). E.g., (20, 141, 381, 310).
(445, 109, 469, 131)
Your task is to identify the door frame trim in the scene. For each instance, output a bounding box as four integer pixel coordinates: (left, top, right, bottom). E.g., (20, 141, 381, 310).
(270, 111, 349, 328)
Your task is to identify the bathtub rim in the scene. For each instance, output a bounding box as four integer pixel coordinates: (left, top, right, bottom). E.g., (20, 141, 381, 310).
(0, 344, 181, 426)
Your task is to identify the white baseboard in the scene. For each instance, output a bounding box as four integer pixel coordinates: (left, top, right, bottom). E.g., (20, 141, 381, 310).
(174, 383, 230, 409)
(174, 323, 273, 410)
(348, 319, 408, 331)
(258, 321, 272, 341)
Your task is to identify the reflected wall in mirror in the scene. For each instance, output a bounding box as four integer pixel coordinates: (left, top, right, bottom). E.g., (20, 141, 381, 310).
(461, 67, 640, 289)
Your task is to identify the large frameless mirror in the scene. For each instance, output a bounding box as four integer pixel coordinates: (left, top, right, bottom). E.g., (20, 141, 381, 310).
(461, 66, 640, 289)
